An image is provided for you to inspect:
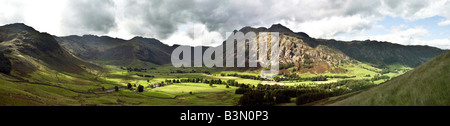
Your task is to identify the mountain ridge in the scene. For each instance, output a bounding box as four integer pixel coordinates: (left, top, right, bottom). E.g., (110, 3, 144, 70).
(233, 24, 445, 68)
(0, 23, 103, 78)
(3, 23, 445, 71)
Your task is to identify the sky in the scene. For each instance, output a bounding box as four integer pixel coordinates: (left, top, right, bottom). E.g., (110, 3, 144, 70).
(0, 0, 449, 49)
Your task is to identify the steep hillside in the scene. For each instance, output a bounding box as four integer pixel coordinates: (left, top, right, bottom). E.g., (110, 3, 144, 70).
(225, 24, 354, 74)
(54, 35, 126, 60)
(0, 23, 102, 77)
(330, 51, 450, 106)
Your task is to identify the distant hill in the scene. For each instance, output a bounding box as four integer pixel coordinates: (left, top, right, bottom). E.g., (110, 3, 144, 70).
(0, 23, 102, 77)
(313, 39, 445, 67)
(55, 35, 176, 67)
(330, 51, 450, 106)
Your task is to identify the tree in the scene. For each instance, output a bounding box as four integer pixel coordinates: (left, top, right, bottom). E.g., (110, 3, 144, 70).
(127, 83, 132, 89)
(235, 88, 252, 94)
(275, 94, 291, 104)
(137, 85, 144, 92)
(114, 86, 119, 92)
(264, 93, 275, 105)
(238, 91, 266, 106)
(296, 92, 330, 105)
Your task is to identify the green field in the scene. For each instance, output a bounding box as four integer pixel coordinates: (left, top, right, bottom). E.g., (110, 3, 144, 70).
(0, 60, 410, 106)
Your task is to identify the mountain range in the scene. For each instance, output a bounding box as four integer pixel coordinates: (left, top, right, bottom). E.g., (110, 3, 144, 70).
(1, 23, 445, 77)
(0, 23, 447, 106)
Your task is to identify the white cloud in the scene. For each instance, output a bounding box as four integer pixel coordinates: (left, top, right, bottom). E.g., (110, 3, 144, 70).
(337, 26, 430, 41)
(162, 23, 224, 46)
(281, 14, 377, 38)
(0, 0, 66, 35)
(415, 38, 450, 49)
(438, 20, 450, 26)
(0, 0, 449, 49)
(334, 25, 450, 49)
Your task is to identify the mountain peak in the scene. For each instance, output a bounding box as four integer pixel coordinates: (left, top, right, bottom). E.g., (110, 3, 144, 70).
(1, 23, 37, 33)
(268, 23, 293, 33)
(130, 36, 167, 45)
(131, 36, 146, 40)
(130, 36, 158, 42)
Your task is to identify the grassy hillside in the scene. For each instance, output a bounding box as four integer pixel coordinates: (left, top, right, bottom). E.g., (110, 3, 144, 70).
(330, 51, 450, 106)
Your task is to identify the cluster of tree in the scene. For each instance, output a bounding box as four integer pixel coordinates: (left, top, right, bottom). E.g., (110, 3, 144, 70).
(317, 79, 376, 91)
(228, 80, 251, 88)
(235, 87, 253, 94)
(325, 75, 356, 78)
(136, 74, 154, 78)
(371, 74, 390, 81)
(274, 75, 328, 82)
(295, 92, 331, 105)
(165, 78, 225, 84)
(380, 69, 391, 74)
(169, 69, 210, 74)
(238, 91, 274, 106)
(222, 73, 269, 81)
(238, 79, 377, 106)
(121, 67, 155, 72)
(278, 73, 302, 81)
(163, 78, 252, 89)
(275, 94, 291, 104)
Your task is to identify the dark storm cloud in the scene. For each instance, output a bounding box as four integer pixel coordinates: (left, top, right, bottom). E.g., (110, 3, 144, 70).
(62, 0, 116, 34)
(58, 0, 394, 39)
(116, 0, 197, 39)
(53, 0, 448, 43)
(115, 0, 288, 39)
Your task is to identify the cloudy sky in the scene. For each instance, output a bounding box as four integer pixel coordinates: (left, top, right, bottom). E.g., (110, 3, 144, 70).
(0, 0, 449, 49)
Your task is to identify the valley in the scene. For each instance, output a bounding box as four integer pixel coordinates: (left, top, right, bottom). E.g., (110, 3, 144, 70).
(0, 62, 409, 106)
(0, 23, 446, 106)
